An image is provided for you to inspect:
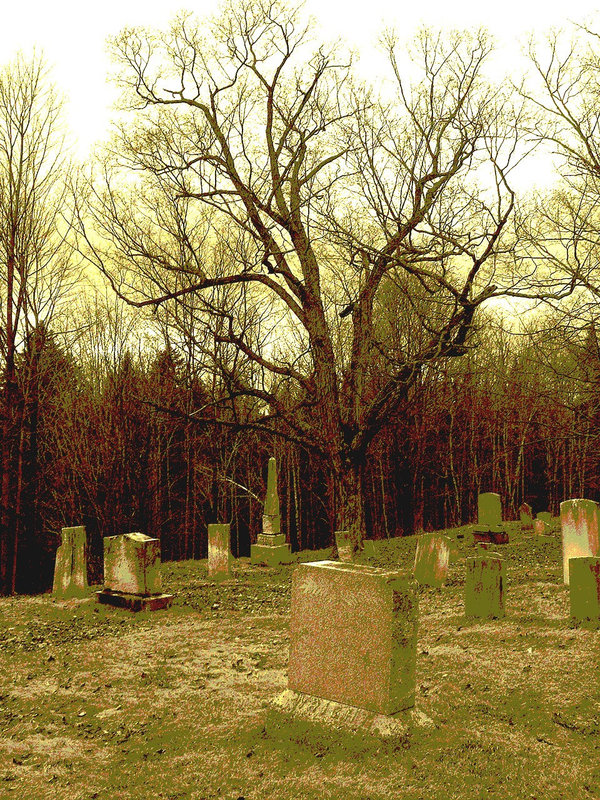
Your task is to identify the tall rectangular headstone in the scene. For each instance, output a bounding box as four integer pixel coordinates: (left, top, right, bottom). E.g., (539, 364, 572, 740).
(560, 499, 600, 584)
(251, 457, 292, 566)
(287, 561, 418, 714)
(208, 523, 231, 580)
(569, 557, 600, 624)
(98, 532, 173, 610)
(53, 526, 88, 598)
(465, 552, 505, 618)
(519, 502, 533, 530)
(335, 529, 354, 562)
(413, 533, 451, 587)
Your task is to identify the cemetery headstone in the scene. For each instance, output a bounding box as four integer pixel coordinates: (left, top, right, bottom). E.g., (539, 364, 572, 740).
(53, 525, 88, 598)
(472, 492, 508, 544)
(97, 532, 173, 611)
(413, 533, 451, 587)
(363, 539, 376, 559)
(533, 518, 550, 536)
(536, 511, 552, 525)
(250, 457, 292, 566)
(335, 529, 354, 562)
(569, 557, 600, 624)
(560, 499, 600, 584)
(267, 561, 429, 745)
(465, 552, 505, 618)
(208, 523, 231, 580)
(519, 502, 533, 530)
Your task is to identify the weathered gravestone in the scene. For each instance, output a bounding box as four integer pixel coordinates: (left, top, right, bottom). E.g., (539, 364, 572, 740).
(251, 457, 292, 566)
(208, 523, 231, 580)
(536, 511, 552, 525)
(267, 561, 430, 745)
(569, 557, 600, 625)
(465, 552, 505, 618)
(362, 539, 376, 559)
(413, 533, 451, 588)
(472, 492, 508, 544)
(335, 529, 354, 562)
(53, 526, 88, 598)
(560, 499, 600, 585)
(519, 502, 533, 530)
(97, 532, 173, 610)
(533, 518, 550, 536)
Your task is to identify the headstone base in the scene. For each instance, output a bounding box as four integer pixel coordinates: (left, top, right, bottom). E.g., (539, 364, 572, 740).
(472, 525, 509, 545)
(250, 543, 292, 566)
(266, 689, 434, 749)
(96, 590, 174, 611)
(256, 533, 286, 546)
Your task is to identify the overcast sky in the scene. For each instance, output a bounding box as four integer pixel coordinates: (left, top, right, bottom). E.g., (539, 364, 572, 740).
(1, 0, 599, 176)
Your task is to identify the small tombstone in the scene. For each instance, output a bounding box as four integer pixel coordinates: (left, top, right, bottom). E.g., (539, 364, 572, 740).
(335, 529, 354, 562)
(208, 524, 231, 580)
(560, 499, 600, 584)
(473, 492, 508, 544)
(53, 526, 88, 598)
(465, 552, 505, 618)
(536, 512, 552, 525)
(533, 518, 550, 536)
(363, 539, 376, 558)
(519, 502, 533, 530)
(569, 557, 600, 624)
(266, 561, 429, 746)
(98, 532, 173, 611)
(413, 533, 451, 587)
(251, 457, 292, 566)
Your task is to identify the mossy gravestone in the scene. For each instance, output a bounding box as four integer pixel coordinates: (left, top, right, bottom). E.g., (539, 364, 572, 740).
(519, 502, 533, 530)
(473, 492, 508, 544)
(251, 457, 292, 566)
(98, 532, 173, 611)
(267, 561, 430, 746)
(560, 499, 600, 585)
(465, 552, 505, 618)
(569, 557, 600, 625)
(53, 526, 88, 598)
(335, 529, 354, 562)
(208, 523, 231, 580)
(413, 533, 451, 587)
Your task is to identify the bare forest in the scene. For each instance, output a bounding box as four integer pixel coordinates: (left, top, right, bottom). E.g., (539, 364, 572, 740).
(2, 1, 600, 595)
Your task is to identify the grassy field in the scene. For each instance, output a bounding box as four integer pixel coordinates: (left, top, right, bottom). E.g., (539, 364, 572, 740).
(1, 521, 599, 800)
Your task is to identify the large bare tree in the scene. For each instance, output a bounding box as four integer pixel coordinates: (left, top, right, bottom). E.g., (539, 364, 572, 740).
(77, 1, 527, 547)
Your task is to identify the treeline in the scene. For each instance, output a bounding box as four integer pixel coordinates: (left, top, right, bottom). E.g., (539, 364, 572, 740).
(3, 302, 599, 593)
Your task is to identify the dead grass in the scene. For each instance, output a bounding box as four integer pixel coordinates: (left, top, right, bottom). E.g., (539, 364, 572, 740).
(1, 522, 599, 799)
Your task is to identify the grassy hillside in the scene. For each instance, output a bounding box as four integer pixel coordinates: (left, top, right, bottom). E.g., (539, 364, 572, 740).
(1, 521, 598, 800)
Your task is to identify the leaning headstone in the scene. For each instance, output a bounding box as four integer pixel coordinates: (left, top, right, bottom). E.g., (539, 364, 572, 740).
(267, 561, 430, 746)
(472, 492, 508, 544)
(536, 511, 552, 525)
(413, 533, 451, 587)
(465, 552, 505, 618)
(53, 526, 88, 598)
(560, 499, 600, 584)
(569, 557, 600, 625)
(208, 523, 231, 580)
(519, 502, 533, 530)
(250, 457, 293, 566)
(97, 532, 173, 611)
(335, 529, 354, 562)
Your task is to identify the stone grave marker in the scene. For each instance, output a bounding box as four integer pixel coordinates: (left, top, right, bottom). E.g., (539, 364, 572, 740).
(569, 557, 600, 624)
(465, 552, 505, 618)
(536, 511, 552, 525)
(533, 518, 550, 536)
(98, 532, 173, 610)
(519, 502, 533, 530)
(53, 525, 88, 598)
(335, 529, 354, 562)
(413, 533, 451, 587)
(250, 457, 292, 566)
(472, 492, 508, 544)
(208, 523, 231, 580)
(560, 499, 600, 584)
(267, 561, 430, 745)
(362, 539, 376, 558)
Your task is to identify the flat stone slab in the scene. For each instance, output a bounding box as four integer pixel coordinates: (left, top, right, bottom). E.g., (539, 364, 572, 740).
(266, 689, 434, 750)
(472, 527, 509, 545)
(96, 591, 174, 611)
(250, 543, 293, 566)
(288, 561, 418, 715)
